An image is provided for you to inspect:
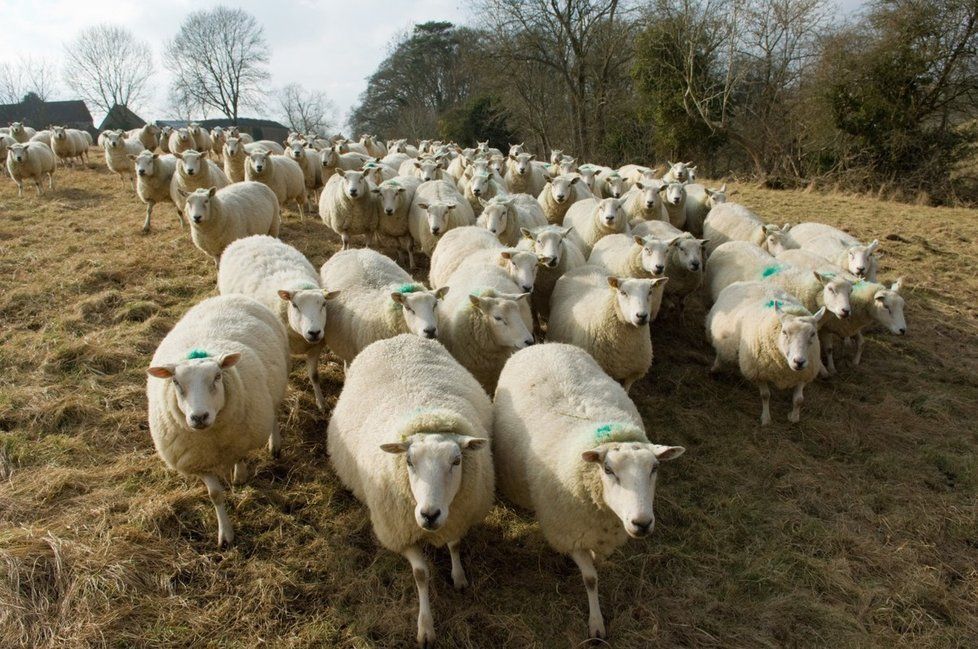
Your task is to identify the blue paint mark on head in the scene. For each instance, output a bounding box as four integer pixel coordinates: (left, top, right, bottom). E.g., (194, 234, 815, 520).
(186, 349, 210, 360)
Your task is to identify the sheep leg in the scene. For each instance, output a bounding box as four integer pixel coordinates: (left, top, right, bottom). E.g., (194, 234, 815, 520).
(570, 549, 606, 640)
(201, 473, 233, 547)
(822, 332, 837, 374)
(48, 173, 54, 191)
(407, 246, 416, 270)
(788, 382, 805, 423)
(34, 178, 42, 196)
(142, 202, 154, 233)
(232, 461, 249, 485)
(268, 419, 282, 458)
(295, 197, 305, 219)
(15, 181, 23, 197)
(403, 545, 435, 649)
(710, 352, 723, 374)
(852, 332, 865, 366)
(129, 176, 136, 191)
(758, 382, 772, 426)
(622, 376, 637, 393)
(448, 539, 468, 590)
(307, 348, 326, 412)
(340, 233, 350, 250)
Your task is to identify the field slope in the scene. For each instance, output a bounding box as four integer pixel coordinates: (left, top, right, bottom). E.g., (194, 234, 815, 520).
(1, 162, 977, 648)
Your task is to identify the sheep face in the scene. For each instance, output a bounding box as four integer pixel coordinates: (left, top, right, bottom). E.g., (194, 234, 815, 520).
(247, 150, 273, 176)
(871, 280, 906, 335)
(775, 305, 826, 371)
(468, 293, 534, 349)
(581, 443, 685, 538)
(488, 154, 506, 175)
(381, 434, 487, 531)
(762, 225, 794, 255)
(666, 161, 694, 183)
(845, 240, 879, 279)
(596, 198, 627, 230)
(104, 131, 124, 149)
(658, 181, 686, 208)
(635, 181, 663, 211)
(224, 138, 241, 157)
(180, 150, 205, 177)
(176, 129, 190, 143)
(9, 122, 24, 137)
(335, 170, 368, 198)
(478, 200, 511, 237)
(52, 126, 67, 140)
(604, 173, 625, 199)
(558, 156, 576, 175)
(279, 288, 336, 344)
(607, 276, 666, 326)
(416, 201, 456, 236)
(8, 144, 26, 163)
(499, 250, 539, 294)
(509, 153, 535, 177)
(705, 184, 728, 206)
(470, 172, 495, 198)
(133, 151, 159, 177)
(373, 182, 405, 215)
(672, 237, 706, 273)
(183, 188, 217, 224)
(508, 142, 525, 157)
(549, 175, 580, 203)
(549, 149, 564, 165)
(414, 159, 442, 182)
(391, 288, 447, 339)
(636, 236, 671, 277)
(286, 142, 305, 161)
(523, 226, 570, 268)
(815, 273, 853, 319)
(320, 147, 339, 167)
(146, 354, 241, 430)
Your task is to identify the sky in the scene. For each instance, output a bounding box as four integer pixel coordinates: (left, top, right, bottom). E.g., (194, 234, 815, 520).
(0, 0, 864, 129)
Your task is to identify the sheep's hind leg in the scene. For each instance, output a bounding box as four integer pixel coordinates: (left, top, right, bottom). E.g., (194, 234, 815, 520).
(852, 332, 865, 366)
(403, 544, 435, 648)
(571, 549, 606, 640)
(758, 382, 772, 426)
(268, 419, 282, 458)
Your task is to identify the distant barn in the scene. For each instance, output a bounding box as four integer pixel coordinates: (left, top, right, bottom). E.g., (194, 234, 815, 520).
(155, 117, 290, 144)
(0, 94, 96, 136)
(99, 104, 146, 132)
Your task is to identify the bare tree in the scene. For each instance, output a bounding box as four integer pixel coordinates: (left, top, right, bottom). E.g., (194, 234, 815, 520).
(165, 6, 270, 122)
(0, 55, 61, 104)
(278, 83, 338, 135)
(62, 25, 154, 115)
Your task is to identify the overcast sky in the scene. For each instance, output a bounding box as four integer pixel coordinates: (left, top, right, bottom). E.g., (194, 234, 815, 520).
(0, 0, 863, 128)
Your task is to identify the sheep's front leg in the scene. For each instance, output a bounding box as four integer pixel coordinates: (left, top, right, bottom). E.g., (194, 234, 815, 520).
(142, 202, 154, 233)
(307, 348, 325, 412)
(232, 461, 249, 485)
(758, 382, 771, 426)
(407, 245, 416, 270)
(34, 178, 42, 196)
(201, 473, 233, 547)
(788, 382, 805, 423)
(16, 180, 24, 197)
(448, 539, 468, 590)
(710, 352, 722, 374)
(295, 197, 305, 219)
(852, 332, 865, 366)
(821, 332, 837, 374)
(403, 545, 435, 648)
(571, 549, 606, 640)
(340, 233, 350, 250)
(268, 419, 281, 458)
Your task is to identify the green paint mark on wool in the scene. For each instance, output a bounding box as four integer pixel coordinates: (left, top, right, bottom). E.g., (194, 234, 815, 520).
(396, 284, 421, 294)
(296, 282, 318, 291)
(593, 422, 645, 444)
(764, 299, 782, 309)
(186, 349, 210, 360)
(762, 264, 783, 278)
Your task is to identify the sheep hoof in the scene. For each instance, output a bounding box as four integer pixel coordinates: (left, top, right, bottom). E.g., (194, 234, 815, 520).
(788, 411, 801, 423)
(416, 625, 435, 649)
(452, 574, 469, 591)
(217, 527, 234, 548)
(589, 621, 607, 641)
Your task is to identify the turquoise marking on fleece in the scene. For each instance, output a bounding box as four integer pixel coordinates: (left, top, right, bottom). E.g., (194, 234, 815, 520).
(593, 423, 646, 444)
(763, 299, 782, 309)
(296, 282, 318, 291)
(186, 349, 210, 360)
(396, 284, 421, 294)
(761, 264, 784, 278)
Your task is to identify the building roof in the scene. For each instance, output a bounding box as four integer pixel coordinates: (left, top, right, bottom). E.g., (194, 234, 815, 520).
(0, 97, 94, 129)
(99, 104, 146, 131)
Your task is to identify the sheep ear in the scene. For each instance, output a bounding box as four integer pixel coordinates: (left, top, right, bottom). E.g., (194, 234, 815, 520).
(335, 168, 346, 177)
(813, 271, 832, 285)
(569, 176, 579, 185)
(218, 352, 241, 369)
(177, 189, 189, 199)
(582, 449, 605, 463)
(459, 436, 488, 451)
(866, 239, 879, 254)
(152, 153, 159, 160)
(719, 183, 727, 192)
(666, 160, 674, 167)
(561, 226, 573, 237)
(390, 292, 406, 304)
(633, 235, 645, 246)
(435, 286, 449, 300)
(323, 290, 340, 300)
(380, 442, 409, 454)
(635, 181, 645, 189)
(704, 188, 714, 197)
(520, 227, 534, 239)
(651, 445, 685, 461)
(500, 251, 513, 261)
(127, 154, 137, 160)
(278, 290, 294, 301)
(528, 154, 535, 161)
(811, 306, 827, 323)
(891, 277, 903, 293)
(147, 364, 175, 379)
(468, 294, 485, 310)
(650, 277, 669, 289)
(607, 276, 622, 289)
(208, 187, 217, 197)
(370, 187, 380, 194)
(782, 223, 792, 232)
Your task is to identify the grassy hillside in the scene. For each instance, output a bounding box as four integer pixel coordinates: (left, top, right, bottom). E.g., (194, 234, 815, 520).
(1, 160, 977, 648)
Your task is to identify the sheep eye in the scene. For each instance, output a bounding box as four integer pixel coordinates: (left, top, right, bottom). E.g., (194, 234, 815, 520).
(452, 457, 461, 467)
(494, 316, 503, 322)
(650, 465, 658, 476)
(406, 457, 414, 468)
(603, 464, 615, 477)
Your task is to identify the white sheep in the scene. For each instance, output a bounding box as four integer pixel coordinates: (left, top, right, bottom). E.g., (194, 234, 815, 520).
(440, 263, 534, 393)
(684, 183, 730, 236)
(209, 127, 226, 159)
(459, 166, 507, 216)
(537, 174, 593, 225)
(562, 197, 630, 257)
(372, 175, 423, 266)
(548, 266, 667, 391)
(8, 122, 36, 142)
(662, 160, 696, 183)
(125, 124, 159, 151)
(223, 137, 286, 182)
(504, 152, 548, 196)
(103, 130, 143, 189)
(217, 235, 338, 410)
(618, 163, 658, 188)
(361, 160, 397, 186)
(589, 233, 673, 289)
(158, 126, 173, 152)
(321, 146, 371, 183)
(285, 141, 324, 210)
(382, 151, 412, 171)
(168, 128, 195, 155)
(475, 193, 548, 246)
(620, 181, 665, 228)
(408, 179, 476, 259)
(49, 126, 89, 167)
(593, 168, 627, 199)
(319, 170, 379, 249)
(791, 223, 880, 281)
(245, 149, 307, 217)
(327, 334, 493, 648)
(707, 281, 826, 424)
(187, 123, 212, 156)
(429, 226, 541, 294)
(0, 133, 14, 170)
(400, 156, 446, 183)
(30, 129, 53, 145)
(146, 294, 289, 546)
(319, 249, 448, 364)
(493, 342, 684, 641)
(180, 183, 281, 265)
(359, 133, 387, 157)
(630, 220, 706, 308)
(703, 202, 798, 255)
(131, 151, 179, 233)
(656, 181, 688, 228)
(516, 225, 586, 323)
(170, 149, 231, 216)
(226, 126, 254, 144)
(5, 142, 56, 196)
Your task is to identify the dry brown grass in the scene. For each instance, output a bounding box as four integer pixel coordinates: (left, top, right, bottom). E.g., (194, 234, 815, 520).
(1, 160, 977, 648)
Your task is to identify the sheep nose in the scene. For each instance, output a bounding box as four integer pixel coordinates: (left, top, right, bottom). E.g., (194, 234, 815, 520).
(189, 413, 209, 428)
(423, 327, 437, 339)
(521, 284, 532, 293)
(138, 170, 145, 176)
(604, 217, 615, 224)
(690, 261, 700, 270)
(385, 208, 394, 215)
(420, 509, 441, 529)
(631, 518, 653, 536)
(473, 188, 481, 196)
(898, 327, 906, 335)
(646, 201, 654, 208)
(187, 169, 195, 175)
(855, 266, 865, 274)
(524, 338, 535, 347)
(840, 308, 851, 318)
(192, 215, 202, 223)
(654, 264, 665, 274)
(635, 313, 649, 324)
(555, 194, 566, 201)
(792, 358, 807, 370)
(306, 330, 322, 342)
(430, 226, 441, 235)
(349, 189, 358, 197)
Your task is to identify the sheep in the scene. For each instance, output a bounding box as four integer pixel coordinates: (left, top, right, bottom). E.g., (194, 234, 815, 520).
(706, 281, 826, 424)
(168, 128, 194, 155)
(548, 266, 667, 391)
(372, 175, 422, 267)
(49, 126, 89, 167)
(683, 183, 730, 236)
(429, 226, 541, 294)
(131, 151, 179, 233)
(618, 163, 658, 188)
(5, 142, 56, 196)
(703, 202, 798, 255)
(327, 334, 493, 648)
(408, 179, 476, 259)
(226, 126, 254, 144)
(222, 137, 286, 182)
(103, 130, 143, 189)
(440, 263, 534, 393)
(321, 146, 371, 183)
(146, 294, 289, 547)
(127, 124, 160, 151)
(793, 225, 880, 281)
(588, 233, 674, 289)
(382, 151, 412, 171)
(285, 141, 324, 210)
(170, 149, 231, 216)
(180, 183, 281, 265)
(562, 197, 630, 257)
(459, 168, 508, 217)
(399, 156, 444, 183)
(593, 167, 627, 199)
(319, 249, 448, 364)
(656, 181, 688, 228)
(158, 125, 173, 152)
(359, 133, 387, 157)
(217, 235, 338, 410)
(537, 174, 592, 225)
(630, 220, 706, 307)
(475, 193, 548, 247)
(187, 123, 212, 155)
(210, 127, 226, 158)
(493, 342, 684, 640)
(504, 152, 548, 196)
(516, 225, 586, 323)
(662, 160, 696, 183)
(319, 169, 379, 249)
(29, 130, 52, 146)
(245, 149, 307, 217)
(8, 122, 36, 142)
(0, 133, 14, 170)
(620, 180, 665, 224)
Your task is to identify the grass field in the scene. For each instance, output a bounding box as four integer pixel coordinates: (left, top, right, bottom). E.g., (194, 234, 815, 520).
(1, 158, 977, 648)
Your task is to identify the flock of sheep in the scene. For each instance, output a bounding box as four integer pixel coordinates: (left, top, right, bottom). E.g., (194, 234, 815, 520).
(1, 121, 909, 646)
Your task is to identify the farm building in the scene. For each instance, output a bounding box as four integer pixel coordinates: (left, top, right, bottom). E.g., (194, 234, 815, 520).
(99, 104, 146, 132)
(155, 117, 290, 143)
(0, 94, 96, 135)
